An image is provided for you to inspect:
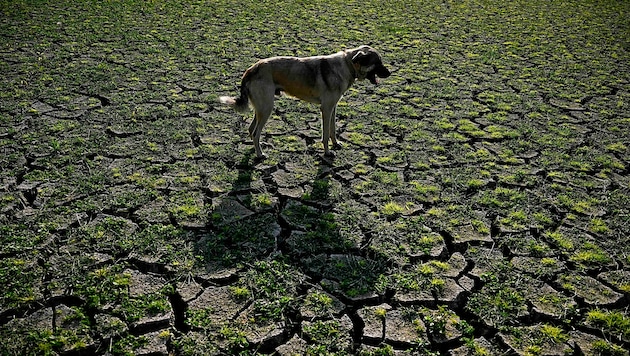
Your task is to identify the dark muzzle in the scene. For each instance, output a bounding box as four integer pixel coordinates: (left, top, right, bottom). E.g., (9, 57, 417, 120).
(368, 64, 391, 84)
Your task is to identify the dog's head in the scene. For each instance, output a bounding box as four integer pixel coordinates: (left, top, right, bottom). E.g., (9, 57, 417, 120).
(351, 45, 391, 84)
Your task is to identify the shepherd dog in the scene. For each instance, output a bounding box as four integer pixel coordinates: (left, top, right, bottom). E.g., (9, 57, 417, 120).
(220, 45, 391, 158)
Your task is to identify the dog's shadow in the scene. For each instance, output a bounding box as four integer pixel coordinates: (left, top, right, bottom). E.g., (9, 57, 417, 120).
(199, 147, 393, 306)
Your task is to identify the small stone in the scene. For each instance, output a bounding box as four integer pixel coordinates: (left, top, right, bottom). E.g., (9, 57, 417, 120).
(336, 169, 355, 181)
(569, 330, 628, 356)
(272, 169, 301, 188)
(598, 270, 630, 294)
(9, 307, 53, 331)
(235, 305, 285, 346)
(49, 109, 86, 119)
(467, 247, 506, 280)
(31, 100, 55, 113)
(302, 314, 354, 352)
(132, 311, 173, 334)
(423, 308, 463, 344)
(200, 268, 239, 283)
(549, 98, 585, 111)
(512, 256, 565, 278)
(277, 186, 305, 198)
(134, 200, 171, 224)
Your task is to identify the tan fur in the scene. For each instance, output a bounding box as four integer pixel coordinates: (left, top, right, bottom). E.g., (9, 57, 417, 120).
(220, 45, 391, 158)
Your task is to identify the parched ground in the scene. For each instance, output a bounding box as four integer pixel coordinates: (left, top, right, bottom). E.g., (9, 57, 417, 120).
(1, 0, 629, 355)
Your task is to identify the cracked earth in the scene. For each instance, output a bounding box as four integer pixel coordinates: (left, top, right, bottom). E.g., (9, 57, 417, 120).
(1, 0, 630, 355)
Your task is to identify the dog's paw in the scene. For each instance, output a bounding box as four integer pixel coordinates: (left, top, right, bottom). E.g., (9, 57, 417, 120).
(332, 142, 344, 150)
(323, 150, 336, 158)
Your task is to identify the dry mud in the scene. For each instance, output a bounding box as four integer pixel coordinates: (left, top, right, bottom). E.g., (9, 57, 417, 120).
(1, 0, 630, 355)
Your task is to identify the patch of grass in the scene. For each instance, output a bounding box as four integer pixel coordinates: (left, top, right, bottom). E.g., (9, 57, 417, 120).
(303, 319, 351, 354)
(588, 217, 610, 234)
(303, 290, 336, 316)
(568, 198, 599, 216)
(374, 307, 388, 319)
(539, 324, 569, 343)
(1, 303, 94, 354)
(322, 255, 387, 298)
(466, 178, 486, 190)
(499, 210, 529, 231)
(410, 181, 440, 202)
(117, 290, 172, 323)
(591, 340, 628, 356)
(229, 285, 251, 301)
(381, 201, 405, 217)
(586, 309, 630, 340)
(543, 230, 575, 251)
(372, 169, 403, 186)
(168, 191, 205, 220)
(389, 260, 450, 295)
(569, 242, 613, 269)
(477, 186, 526, 209)
(466, 267, 529, 328)
(605, 142, 627, 153)
(246, 192, 273, 209)
(201, 214, 278, 270)
(242, 259, 305, 323)
(1, 223, 53, 254)
(185, 308, 216, 330)
(111, 334, 150, 355)
(76, 264, 131, 309)
(359, 344, 397, 356)
(218, 326, 249, 353)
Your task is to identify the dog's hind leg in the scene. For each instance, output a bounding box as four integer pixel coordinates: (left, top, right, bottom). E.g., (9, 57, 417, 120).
(252, 109, 272, 158)
(246, 81, 275, 159)
(251, 101, 274, 159)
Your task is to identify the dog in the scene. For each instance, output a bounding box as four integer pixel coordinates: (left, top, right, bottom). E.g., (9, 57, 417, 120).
(220, 45, 391, 159)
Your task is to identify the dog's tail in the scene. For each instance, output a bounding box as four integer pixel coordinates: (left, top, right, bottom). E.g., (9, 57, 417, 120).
(219, 85, 250, 113)
(219, 68, 254, 113)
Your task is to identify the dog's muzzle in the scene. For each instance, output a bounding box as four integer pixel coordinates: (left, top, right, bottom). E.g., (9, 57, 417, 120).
(367, 64, 391, 85)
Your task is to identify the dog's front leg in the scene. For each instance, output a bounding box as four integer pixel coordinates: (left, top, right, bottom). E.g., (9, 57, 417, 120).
(248, 114, 257, 139)
(320, 103, 335, 156)
(329, 102, 342, 150)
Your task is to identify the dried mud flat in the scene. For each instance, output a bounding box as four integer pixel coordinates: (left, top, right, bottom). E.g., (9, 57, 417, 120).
(1, 1, 630, 355)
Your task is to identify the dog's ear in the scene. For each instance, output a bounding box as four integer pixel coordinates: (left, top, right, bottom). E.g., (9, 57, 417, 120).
(352, 50, 370, 65)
